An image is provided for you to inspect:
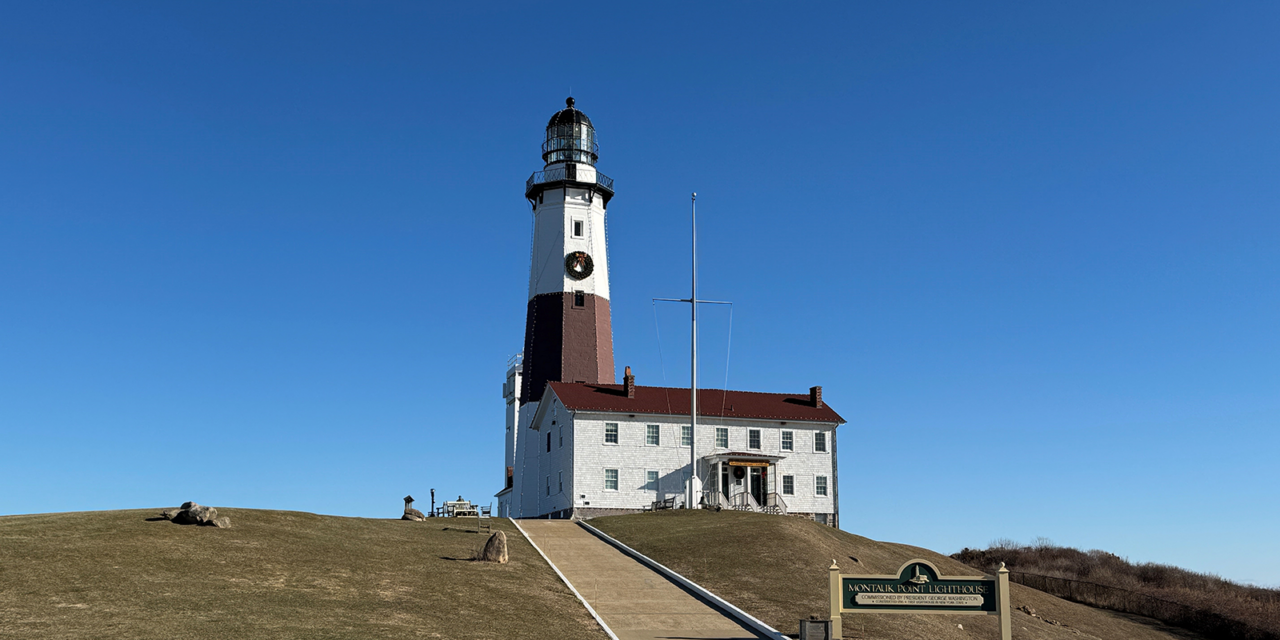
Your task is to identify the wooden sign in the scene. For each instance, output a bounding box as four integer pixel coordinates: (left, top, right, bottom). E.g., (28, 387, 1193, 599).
(829, 559, 1011, 640)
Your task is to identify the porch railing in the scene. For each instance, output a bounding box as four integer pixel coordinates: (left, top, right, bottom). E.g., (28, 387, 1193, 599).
(763, 492, 788, 516)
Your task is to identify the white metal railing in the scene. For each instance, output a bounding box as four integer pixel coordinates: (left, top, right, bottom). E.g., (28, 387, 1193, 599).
(764, 492, 788, 516)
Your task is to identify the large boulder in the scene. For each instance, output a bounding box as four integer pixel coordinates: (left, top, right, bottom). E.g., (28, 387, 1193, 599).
(478, 530, 508, 563)
(402, 508, 426, 521)
(172, 502, 218, 526)
(211, 516, 232, 528)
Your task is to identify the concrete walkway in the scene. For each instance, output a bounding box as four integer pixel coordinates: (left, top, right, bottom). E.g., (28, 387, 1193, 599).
(519, 520, 766, 640)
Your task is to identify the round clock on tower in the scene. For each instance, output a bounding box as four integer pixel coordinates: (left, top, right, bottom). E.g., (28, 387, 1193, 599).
(519, 98, 617, 403)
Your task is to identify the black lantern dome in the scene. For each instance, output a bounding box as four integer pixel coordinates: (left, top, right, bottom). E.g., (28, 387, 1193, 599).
(543, 97, 598, 166)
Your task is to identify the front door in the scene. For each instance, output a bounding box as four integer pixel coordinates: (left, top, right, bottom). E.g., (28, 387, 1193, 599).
(749, 467, 764, 506)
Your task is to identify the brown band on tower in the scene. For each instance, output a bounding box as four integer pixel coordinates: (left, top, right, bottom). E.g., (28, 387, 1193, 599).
(520, 292, 615, 403)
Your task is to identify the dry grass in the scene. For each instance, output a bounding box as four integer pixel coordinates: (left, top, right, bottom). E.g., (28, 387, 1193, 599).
(954, 541, 1280, 640)
(0, 508, 607, 640)
(591, 510, 1206, 640)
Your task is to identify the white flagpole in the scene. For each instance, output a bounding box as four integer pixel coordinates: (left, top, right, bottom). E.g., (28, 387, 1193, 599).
(688, 192, 698, 510)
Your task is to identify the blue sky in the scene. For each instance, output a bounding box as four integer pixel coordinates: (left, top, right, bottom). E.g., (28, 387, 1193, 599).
(2, 3, 1277, 585)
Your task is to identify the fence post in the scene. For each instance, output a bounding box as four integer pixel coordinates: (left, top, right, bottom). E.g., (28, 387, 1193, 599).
(830, 560, 842, 639)
(997, 563, 1012, 640)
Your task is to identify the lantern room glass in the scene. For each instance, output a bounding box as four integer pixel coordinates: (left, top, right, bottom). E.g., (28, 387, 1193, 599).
(543, 122, 598, 165)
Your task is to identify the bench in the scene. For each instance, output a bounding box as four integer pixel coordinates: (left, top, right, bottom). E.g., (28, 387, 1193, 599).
(647, 496, 677, 511)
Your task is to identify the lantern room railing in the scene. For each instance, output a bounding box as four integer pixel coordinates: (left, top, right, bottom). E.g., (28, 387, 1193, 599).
(526, 167, 614, 198)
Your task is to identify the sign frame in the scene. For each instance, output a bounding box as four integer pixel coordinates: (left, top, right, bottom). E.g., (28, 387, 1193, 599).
(828, 559, 1011, 640)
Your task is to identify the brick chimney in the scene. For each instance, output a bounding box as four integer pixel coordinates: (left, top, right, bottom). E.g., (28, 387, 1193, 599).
(810, 385, 823, 408)
(624, 366, 635, 398)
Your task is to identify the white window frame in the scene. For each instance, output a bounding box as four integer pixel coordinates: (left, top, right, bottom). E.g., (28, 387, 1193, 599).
(681, 425, 692, 447)
(816, 475, 828, 496)
(604, 468, 619, 491)
(571, 218, 585, 238)
(715, 427, 728, 448)
(748, 429, 761, 450)
(782, 475, 795, 495)
(604, 422, 618, 444)
(646, 424, 660, 446)
(646, 470, 658, 492)
(781, 430, 794, 451)
(814, 430, 827, 453)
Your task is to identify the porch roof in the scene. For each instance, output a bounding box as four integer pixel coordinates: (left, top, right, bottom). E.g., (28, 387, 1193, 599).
(703, 451, 786, 463)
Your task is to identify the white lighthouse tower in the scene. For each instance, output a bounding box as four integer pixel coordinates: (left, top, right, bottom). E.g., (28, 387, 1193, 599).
(499, 98, 617, 518)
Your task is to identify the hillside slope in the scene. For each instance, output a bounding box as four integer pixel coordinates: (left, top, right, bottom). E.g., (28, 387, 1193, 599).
(591, 510, 1203, 640)
(0, 508, 607, 640)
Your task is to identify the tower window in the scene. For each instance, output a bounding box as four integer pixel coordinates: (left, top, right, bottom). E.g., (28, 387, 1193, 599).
(572, 219, 584, 238)
(573, 291, 585, 308)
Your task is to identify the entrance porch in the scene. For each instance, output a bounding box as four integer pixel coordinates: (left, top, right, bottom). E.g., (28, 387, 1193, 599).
(700, 452, 789, 515)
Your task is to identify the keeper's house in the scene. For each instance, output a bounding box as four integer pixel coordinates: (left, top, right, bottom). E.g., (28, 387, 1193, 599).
(506, 370, 845, 525)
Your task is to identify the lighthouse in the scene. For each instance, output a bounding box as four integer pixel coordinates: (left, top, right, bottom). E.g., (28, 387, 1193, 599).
(496, 99, 844, 523)
(519, 97, 617, 403)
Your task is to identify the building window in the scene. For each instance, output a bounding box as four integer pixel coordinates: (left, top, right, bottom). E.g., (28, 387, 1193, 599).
(815, 431, 827, 453)
(646, 424, 660, 446)
(681, 425, 692, 447)
(558, 471, 563, 493)
(546, 476, 550, 496)
(748, 429, 761, 450)
(546, 431, 551, 453)
(646, 470, 658, 492)
(715, 427, 728, 448)
(573, 290, 585, 308)
(604, 422, 618, 444)
(572, 219, 584, 238)
(782, 475, 794, 495)
(604, 468, 619, 491)
(781, 430, 793, 451)
(559, 425, 563, 448)
(816, 475, 828, 496)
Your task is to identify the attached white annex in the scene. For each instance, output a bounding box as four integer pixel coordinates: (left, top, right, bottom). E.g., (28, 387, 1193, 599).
(496, 98, 847, 524)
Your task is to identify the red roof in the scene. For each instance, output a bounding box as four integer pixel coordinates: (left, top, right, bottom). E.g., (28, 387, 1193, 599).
(546, 382, 845, 424)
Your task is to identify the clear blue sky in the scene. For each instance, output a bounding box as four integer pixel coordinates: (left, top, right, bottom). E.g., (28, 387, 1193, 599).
(2, 3, 1277, 586)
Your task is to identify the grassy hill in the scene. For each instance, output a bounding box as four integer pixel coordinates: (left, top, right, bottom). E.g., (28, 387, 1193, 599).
(591, 510, 1205, 640)
(0, 508, 607, 640)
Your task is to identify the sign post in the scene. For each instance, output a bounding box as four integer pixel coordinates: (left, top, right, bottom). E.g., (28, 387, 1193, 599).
(828, 559, 1011, 640)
